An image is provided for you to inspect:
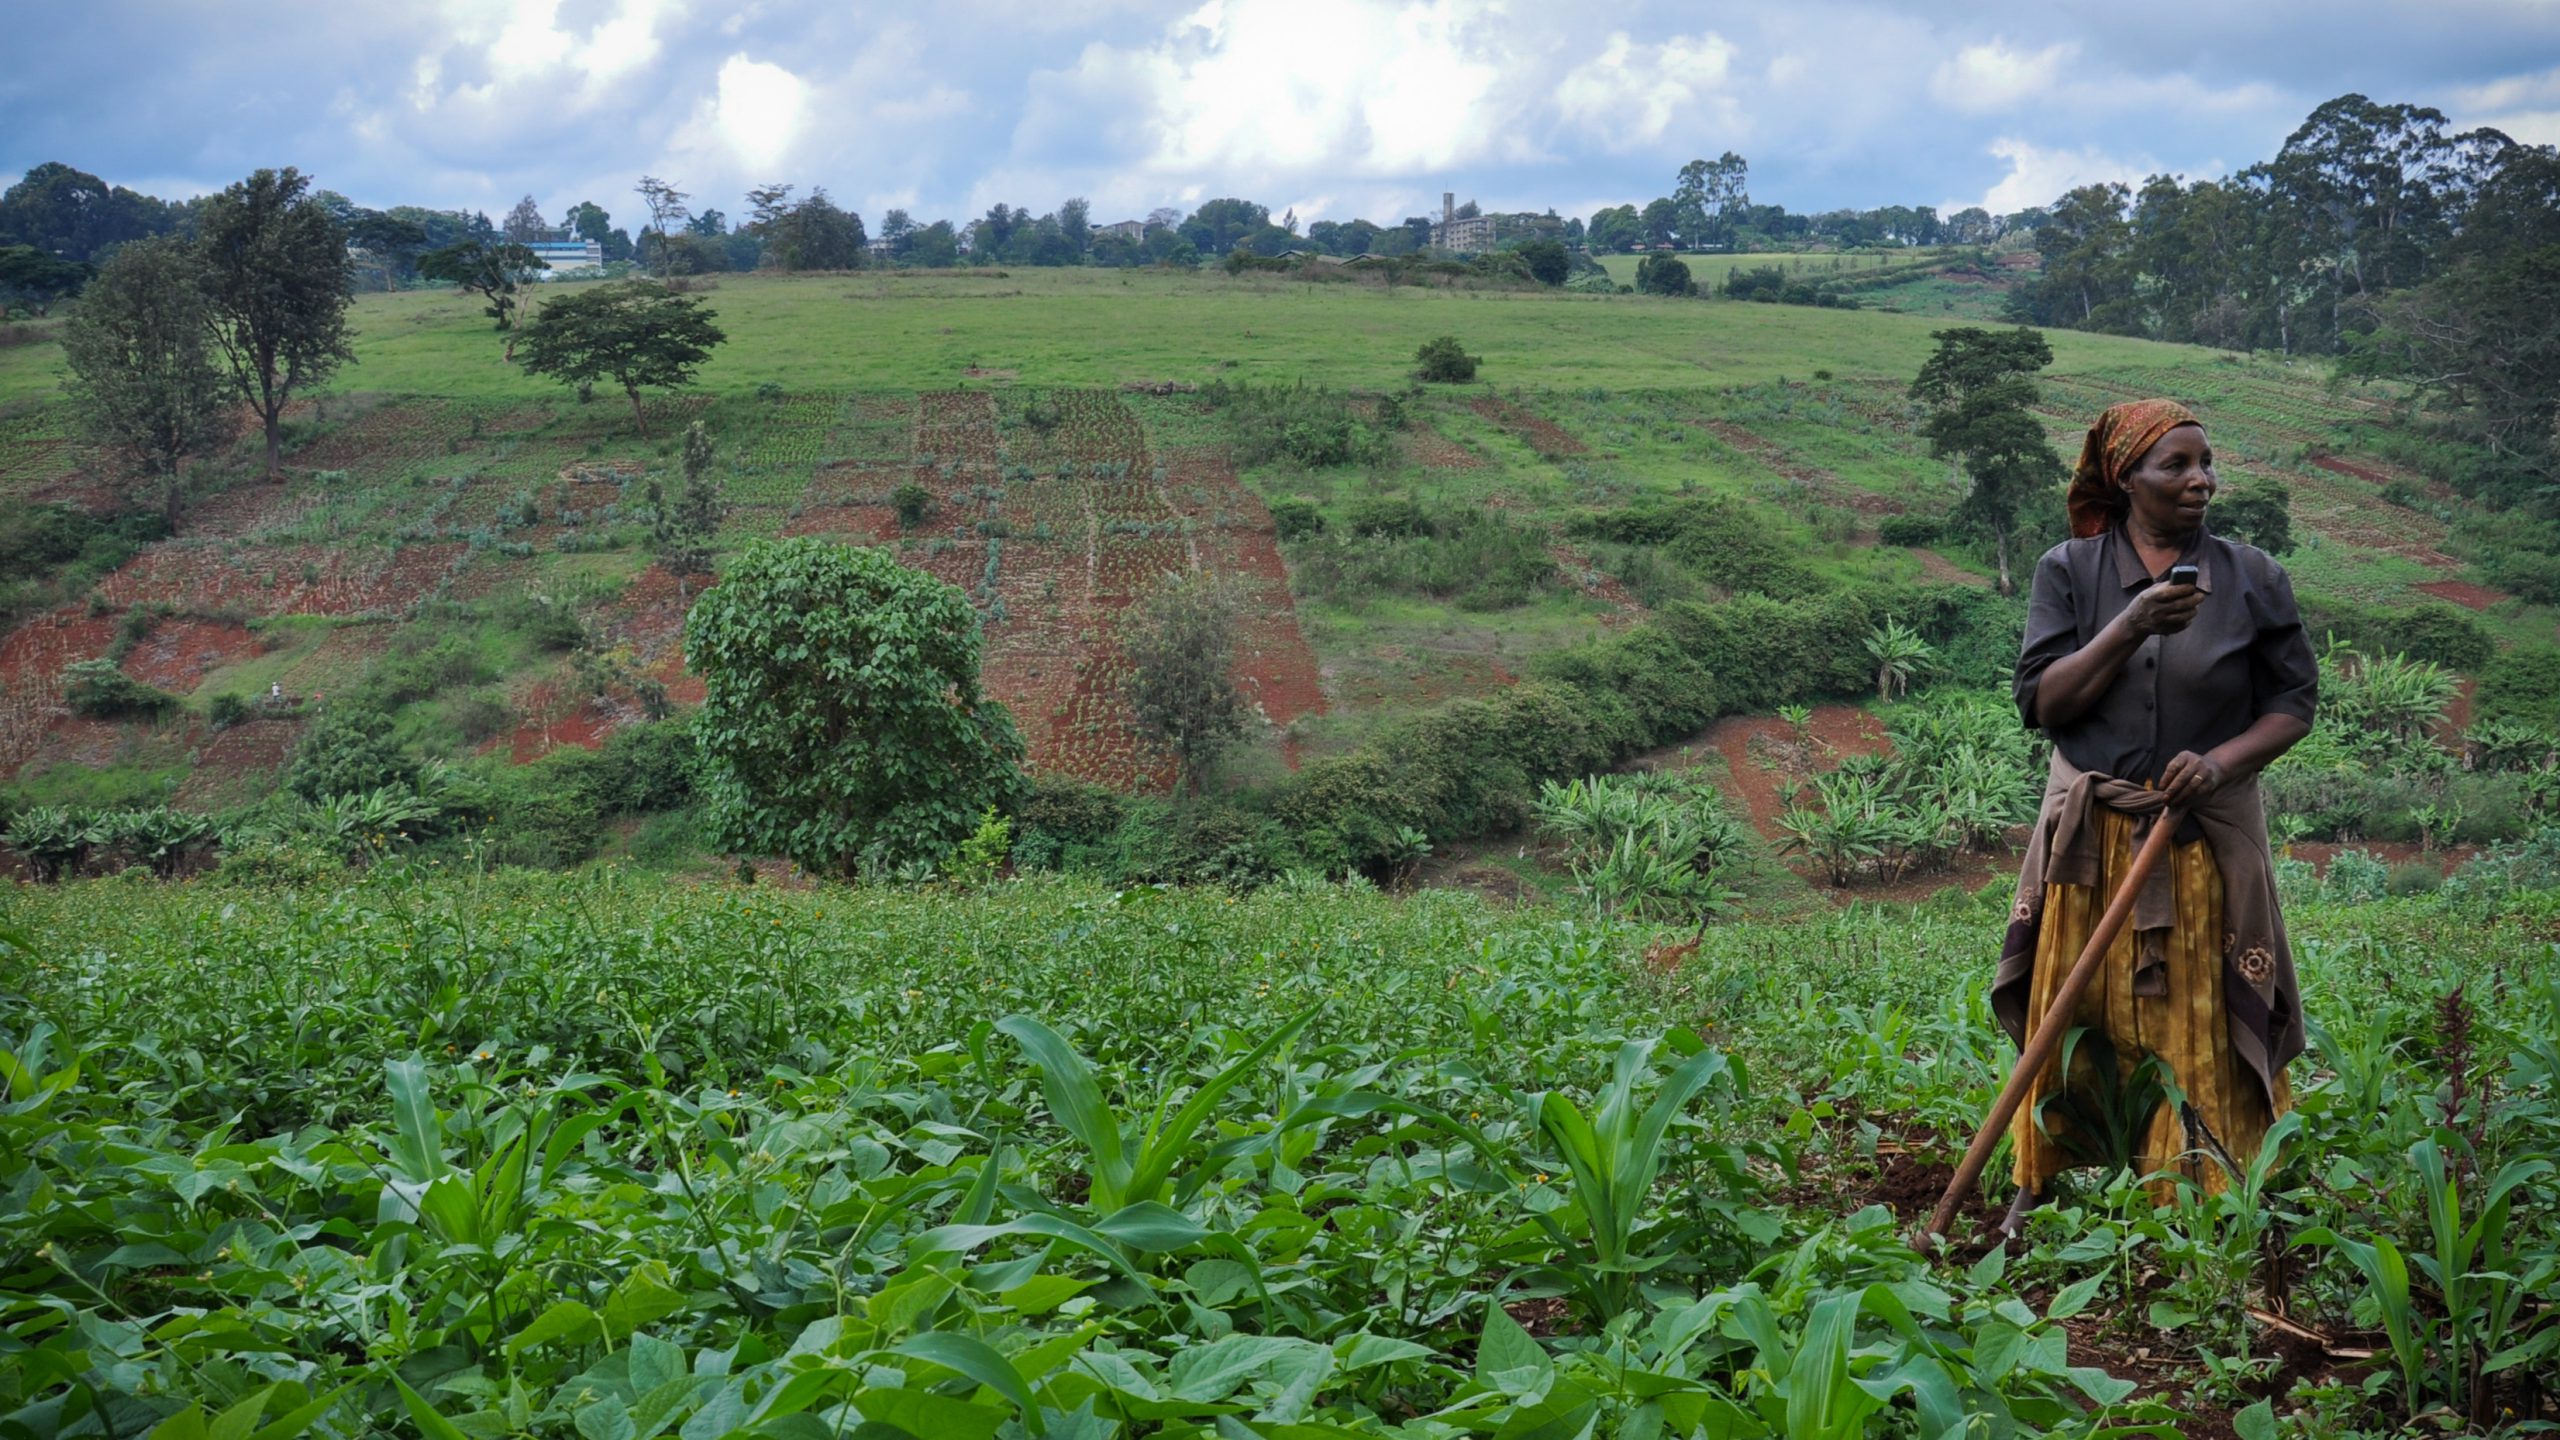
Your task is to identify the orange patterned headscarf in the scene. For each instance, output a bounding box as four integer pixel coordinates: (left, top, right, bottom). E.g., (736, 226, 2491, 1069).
(2068, 399, 2201, 538)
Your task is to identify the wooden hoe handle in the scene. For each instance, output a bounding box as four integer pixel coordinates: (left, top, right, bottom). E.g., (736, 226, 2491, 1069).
(1917, 810, 2183, 1252)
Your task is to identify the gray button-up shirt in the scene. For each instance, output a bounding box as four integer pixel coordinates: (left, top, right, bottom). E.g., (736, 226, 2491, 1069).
(2014, 525, 2318, 787)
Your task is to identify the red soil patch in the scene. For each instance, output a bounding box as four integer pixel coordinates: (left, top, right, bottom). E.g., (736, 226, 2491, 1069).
(1470, 397, 1587, 458)
(1548, 543, 1648, 626)
(1911, 548, 1990, 588)
(176, 718, 304, 809)
(1399, 426, 1484, 470)
(496, 680, 620, 762)
(99, 543, 465, 618)
(2309, 454, 2390, 485)
(784, 505, 896, 541)
(0, 607, 117, 772)
(2415, 579, 2509, 611)
(183, 479, 319, 538)
(120, 618, 261, 693)
(1677, 706, 1892, 843)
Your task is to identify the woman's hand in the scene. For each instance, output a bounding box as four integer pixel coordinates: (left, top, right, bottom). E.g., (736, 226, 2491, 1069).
(2122, 580, 2203, 637)
(2160, 749, 2226, 808)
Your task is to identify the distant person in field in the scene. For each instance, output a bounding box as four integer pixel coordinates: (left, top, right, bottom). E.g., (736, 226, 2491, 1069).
(1997, 399, 2315, 1239)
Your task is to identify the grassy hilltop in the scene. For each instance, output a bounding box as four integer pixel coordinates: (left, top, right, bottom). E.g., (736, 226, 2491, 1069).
(1, 264, 2553, 893)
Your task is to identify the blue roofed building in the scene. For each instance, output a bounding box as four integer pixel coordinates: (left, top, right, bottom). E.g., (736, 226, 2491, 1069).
(523, 237, 603, 277)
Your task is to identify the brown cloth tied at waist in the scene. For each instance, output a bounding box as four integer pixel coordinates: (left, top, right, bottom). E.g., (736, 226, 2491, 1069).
(1993, 751, 2305, 1108)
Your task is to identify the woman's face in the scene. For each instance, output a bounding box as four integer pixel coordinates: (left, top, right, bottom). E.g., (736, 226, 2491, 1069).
(2124, 423, 2216, 537)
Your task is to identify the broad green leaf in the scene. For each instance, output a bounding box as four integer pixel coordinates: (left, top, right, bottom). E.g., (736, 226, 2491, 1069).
(2047, 1274, 2105, 1322)
(894, 1332, 1044, 1436)
(1475, 1306, 1553, 1402)
(506, 1301, 600, 1355)
(395, 1380, 473, 1440)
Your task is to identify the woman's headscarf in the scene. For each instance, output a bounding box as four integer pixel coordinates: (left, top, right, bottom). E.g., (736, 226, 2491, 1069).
(2068, 399, 2201, 538)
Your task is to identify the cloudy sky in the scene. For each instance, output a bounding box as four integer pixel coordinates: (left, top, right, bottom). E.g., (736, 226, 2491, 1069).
(6, 0, 2557, 232)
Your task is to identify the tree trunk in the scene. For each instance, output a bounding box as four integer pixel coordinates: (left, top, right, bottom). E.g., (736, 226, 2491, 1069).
(627, 383, 650, 439)
(1996, 527, 2015, 597)
(263, 411, 283, 479)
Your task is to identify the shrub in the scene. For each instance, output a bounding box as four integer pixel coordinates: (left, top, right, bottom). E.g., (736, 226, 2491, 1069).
(1878, 514, 1944, 547)
(2385, 861, 2442, 896)
(1269, 496, 1324, 540)
(2212, 481, 2293, 554)
(1344, 495, 1426, 538)
(2301, 597, 2491, 672)
(60, 659, 179, 720)
(1013, 773, 1125, 860)
(1414, 335, 1479, 384)
(1566, 495, 1824, 599)
(1207, 381, 1389, 468)
(284, 704, 418, 801)
(687, 537, 1024, 877)
(588, 718, 701, 814)
(2477, 644, 2560, 729)
(1635, 254, 1695, 297)
(892, 482, 933, 530)
(206, 692, 251, 730)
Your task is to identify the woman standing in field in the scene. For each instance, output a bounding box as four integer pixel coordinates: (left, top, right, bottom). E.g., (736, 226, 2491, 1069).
(1996, 399, 2317, 1237)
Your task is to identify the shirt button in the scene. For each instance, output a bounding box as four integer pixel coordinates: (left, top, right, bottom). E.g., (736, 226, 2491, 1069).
(2144, 698, 2155, 710)
(2144, 656, 2155, 668)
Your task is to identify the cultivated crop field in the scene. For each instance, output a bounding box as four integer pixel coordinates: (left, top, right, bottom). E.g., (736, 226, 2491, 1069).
(4, 864, 2556, 1437)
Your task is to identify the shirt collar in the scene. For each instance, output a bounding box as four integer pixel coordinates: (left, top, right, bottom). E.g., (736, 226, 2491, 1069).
(2108, 525, 2215, 593)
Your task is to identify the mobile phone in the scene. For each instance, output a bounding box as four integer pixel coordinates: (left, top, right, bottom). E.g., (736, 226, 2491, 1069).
(2166, 563, 2200, 588)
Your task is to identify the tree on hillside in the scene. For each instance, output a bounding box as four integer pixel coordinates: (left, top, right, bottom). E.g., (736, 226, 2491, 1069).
(1634, 252, 1694, 296)
(1515, 237, 1570, 285)
(512, 280, 725, 437)
(634, 175, 690, 274)
(1123, 572, 1248, 793)
(1910, 326, 2064, 594)
(196, 167, 355, 479)
(59, 236, 238, 527)
(0, 245, 92, 313)
(686, 538, 1024, 877)
(752, 187, 865, 271)
(502, 195, 549, 242)
(0, 161, 183, 264)
(418, 238, 547, 329)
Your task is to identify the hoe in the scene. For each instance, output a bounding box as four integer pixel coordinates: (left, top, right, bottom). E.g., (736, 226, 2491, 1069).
(1916, 810, 2182, 1254)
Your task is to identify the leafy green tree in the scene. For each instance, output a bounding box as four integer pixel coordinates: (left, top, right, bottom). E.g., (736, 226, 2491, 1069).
(685, 538, 1024, 876)
(1123, 572, 1248, 793)
(418, 238, 547, 329)
(502, 195, 548, 243)
(0, 244, 92, 312)
(196, 167, 355, 478)
(1515, 238, 1569, 285)
(59, 236, 239, 527)
(1634, 253, 1694, 296)
(907, 220, 962, 268)
(2213, 481, 2295, 554)
(512, 281, 725, 437)
(1909, 326, 2064, 594)
(286, 704, 418, 801)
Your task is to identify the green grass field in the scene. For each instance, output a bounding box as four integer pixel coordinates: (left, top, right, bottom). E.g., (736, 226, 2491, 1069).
(3, 266, 2201, 406)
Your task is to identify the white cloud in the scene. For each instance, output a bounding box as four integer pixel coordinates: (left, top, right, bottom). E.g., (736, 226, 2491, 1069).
(1965, 136, 2153, 214)
(1555, 31, 1741, 149)
(2451, 62, 2560, 144)
(1930, 38, 2075, 114)
(1025, 0, 1531, 187)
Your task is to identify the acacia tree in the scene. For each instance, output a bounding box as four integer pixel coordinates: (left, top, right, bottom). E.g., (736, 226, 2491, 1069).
(197, 167, 354, 478)
(1123, 572, 1248, 793)
(59, 236, 238, 527)
(1910, 326, 2066, 594)
(418, 238, 547, 329)
(512, 280, 724, 437)
(634, 175, 690, 275)
(686, 538, 1024, 877)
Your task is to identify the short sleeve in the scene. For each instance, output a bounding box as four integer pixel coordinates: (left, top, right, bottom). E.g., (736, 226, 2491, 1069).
(2013, 545, 2078, 730)
(2249, 556, 2317, 725)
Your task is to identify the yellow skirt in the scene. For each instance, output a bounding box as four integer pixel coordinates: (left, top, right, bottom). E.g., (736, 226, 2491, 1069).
(2010, 808, 2292, 1200)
